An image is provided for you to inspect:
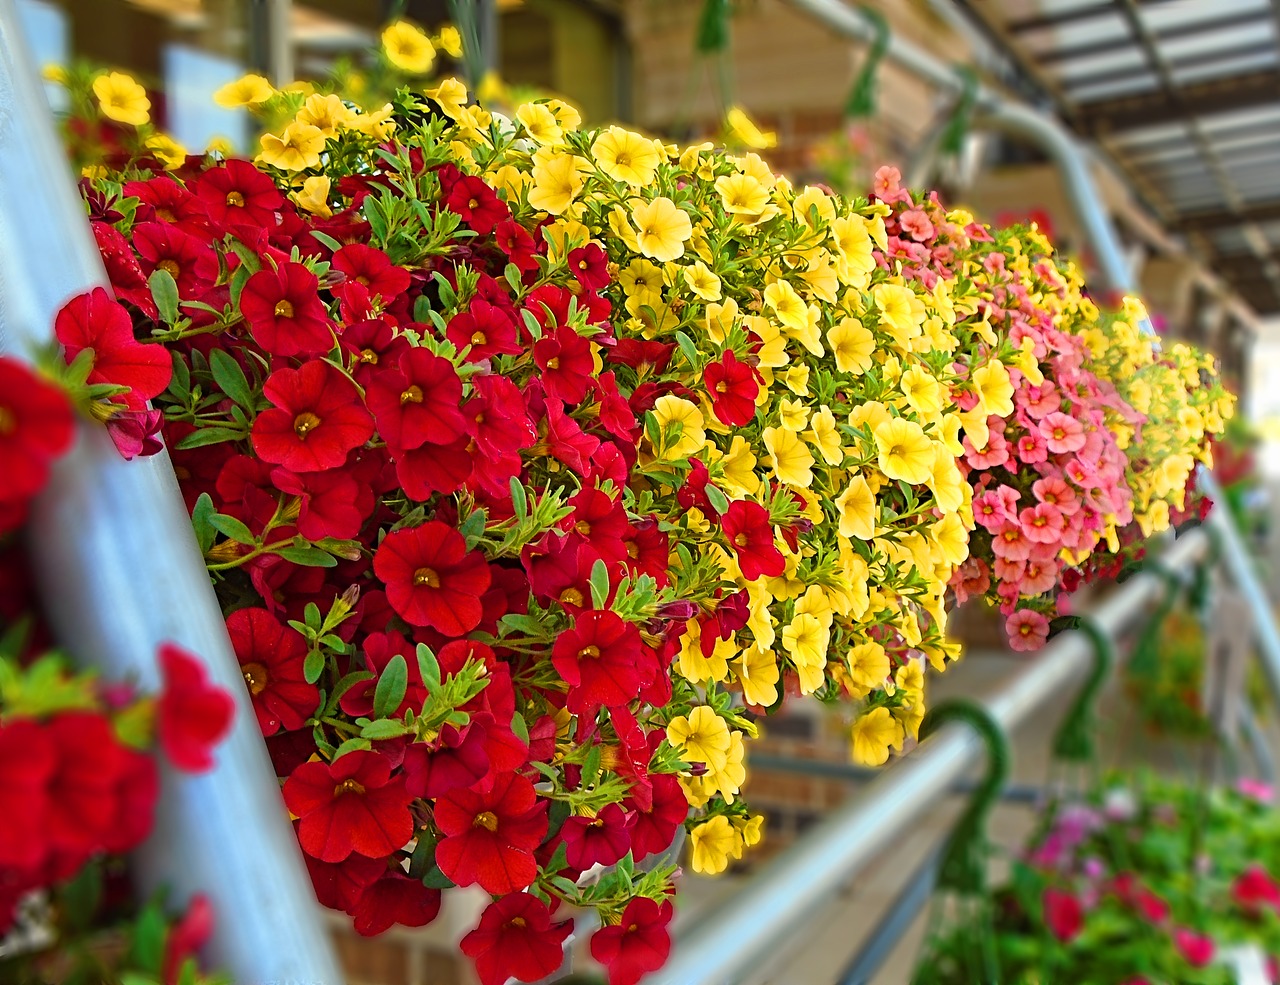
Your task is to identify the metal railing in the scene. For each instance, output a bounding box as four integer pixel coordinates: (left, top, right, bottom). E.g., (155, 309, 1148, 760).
(0, 2, 342, 980)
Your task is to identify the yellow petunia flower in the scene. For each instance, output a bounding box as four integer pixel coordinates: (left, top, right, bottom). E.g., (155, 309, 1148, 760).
(873, 417, 934, 485)
(714, 173, 770, 215)
(293, 175, 333, 217)
(847, 640, 890, 693)
(667, 706, 731, 771)
(92, 71, 150, 126)
(690, 815, 741, 874)
(725, 106, 776, 149)
(425, 78, 468, 119)
(437, 25, 464, 58)
(382, 21, 435, 74)
(763, 426, 815, 488)
(682, 261, 723, 301)
(257, 122, 325, 171)
(972, 361, 1015, 418)
(632, 197, 693, 263)
(651, 395, 705, 461)
(850, 706, 904, 767)
(807, 405, 845, 466)
(591, 126, 660, 186)
(516, 102, 563, 145)
(764, 280, 808, 333)
(295, 93, 356, 138)
(872, 283, 925, 344)
(213, 73, 273, 109)
(828, 317, 875, 375)
(835, 474, 876, 540)
(733, 644, 780, 707)
(528, 152, 584, 215)
(782, 613, 829, 694)
(144, 133, 186, 169)
(901, 365, 944, 419)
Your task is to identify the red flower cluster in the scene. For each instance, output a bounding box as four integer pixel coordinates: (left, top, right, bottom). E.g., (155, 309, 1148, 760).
(80, 153, 684, 983)
(0, 356, 75, 534)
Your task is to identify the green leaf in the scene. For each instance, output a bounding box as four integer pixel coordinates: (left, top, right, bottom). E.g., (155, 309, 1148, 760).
(310, 229, 345, 253)
(149, 268, 180, 324)
(175, 426, 244, 450)
(509, 477, 528, 519)
(332, 737, 372, 759)
(208, 512, 257, 546)
(209, 348, 254, 409)
(589, 557, 611, 609)
(499, 612, 546, 637)
(276, 544, 338, 567)
(191, 492, 217, 554)
(511, 711, 530, 744)
(303, 649, 325, 685)
(704, 483, 730, 515)
(543, 839, 569, 876)
(373, 654, 408, 718)
(361, 718, 410, 740)
(129, 899, 167, 973)
(408, 829, 437, 880)
(457, 508, 487, 550)
(416, 644, 441, 688)
(58, 859, 103, 932)
(675, 330, 699, 367)
(422, 864, 456, 889)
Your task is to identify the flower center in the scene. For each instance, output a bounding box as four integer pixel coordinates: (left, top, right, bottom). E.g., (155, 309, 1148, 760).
(334, 778, 365, 796)
(1053, 428, 1065, 440)
(274, 299, 295, 319)
(469, 198, 480, 210)
(473, 811, 499, 832)
(733, 533, 749, 547)
(400, 385, 424, 405)
(546, 356, 560, 370)
(578, 644, 601, 660)
(242, 662, 269, 695)
(293, 411, 321, 438)
(414, 566, 440, 588)
(626, 541, 639, 558)
(225, 190, 245, 207)
(575, 521, 591, 535)
(359, 348, 379, 364)
(509, 916, 527, 928)
(0, 406, 14, 435)
(156, 207, 176, 222)
(615, 152, 632, 167)
(716, 381, 728, 393)
(157, 258, 181, 278)
(560, 587, 585, 607)
(470, 331, 487, 345)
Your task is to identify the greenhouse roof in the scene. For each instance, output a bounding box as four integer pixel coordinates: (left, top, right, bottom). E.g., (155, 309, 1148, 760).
(957, 0, 1280, 313)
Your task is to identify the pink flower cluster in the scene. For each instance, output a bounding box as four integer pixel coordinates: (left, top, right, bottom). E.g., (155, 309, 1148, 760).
(950, 244, 1136, 649)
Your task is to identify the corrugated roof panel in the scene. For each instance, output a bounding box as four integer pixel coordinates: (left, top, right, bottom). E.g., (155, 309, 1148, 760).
(1063, 72, 1161, 102)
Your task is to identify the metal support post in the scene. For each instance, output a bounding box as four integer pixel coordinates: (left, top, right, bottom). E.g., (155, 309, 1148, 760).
(0, 3, 342, 981)
(650, 529, 1208, 985)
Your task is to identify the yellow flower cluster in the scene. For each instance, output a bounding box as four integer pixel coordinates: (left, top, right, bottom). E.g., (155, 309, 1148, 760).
(438, 86, 984, 790)
(1074, 297, 1234, 536)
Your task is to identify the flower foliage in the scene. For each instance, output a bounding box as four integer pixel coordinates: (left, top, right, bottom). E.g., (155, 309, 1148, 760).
(36, 46, 1237, 981)
(913, 776, 1280, 985)
(0, 358, 233, 981)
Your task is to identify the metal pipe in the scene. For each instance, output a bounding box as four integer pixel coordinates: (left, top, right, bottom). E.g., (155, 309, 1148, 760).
(1201, 469, 1280, 711)
(651, 528, 1208, 985)
(0, 4, 343, 981)
(780, 0, 1136, 295)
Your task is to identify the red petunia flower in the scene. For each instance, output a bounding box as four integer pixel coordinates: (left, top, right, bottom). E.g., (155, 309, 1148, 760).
(269, 466, 371, 541)
(445, 299, 520, 362)
(560, 803, 633, 870)
(460, 893, 572, 985)
(251, 360, 375, 472)
(92, 220, 157, 317)
(240, 262, 335, 357)
(365, 348, 469, 453)
(1233, 864, 1280, 913)
(373, 522, 491, 635)
(533, 326, 594, 405)
(626, 772, 688, 860)
(551, 609, 643, 716)
(162, 894, 215, 985)
(54, 287, 171, 410)
(446, 174, 510, 235)
(1173, 927, 1215, 967)
(721, 500, 784, 580)
(157, 642, 235, 773)
(0, 357, 75, 524)
(332, 244, 411, 302)
(350, 870, 442, 937)
(590, 896, 674, 985)
(124, 176, 210, 237)
(394, 436, 474, 501)
(192, 159, 284, 229)
(105, 406, 165, 461)
(227, 607, 318, 735)
(132, 222, 220, 300)
(704, 350, 760, 427)
(568, 243, 610, 291)
(1043, 888, 1083, 943)
(303, 851, 384, 912)
(0, 720, 56, 871)
(434, 772, 547, 894)
(283, 750, 414, 862)
(495, 218, 540, 271)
